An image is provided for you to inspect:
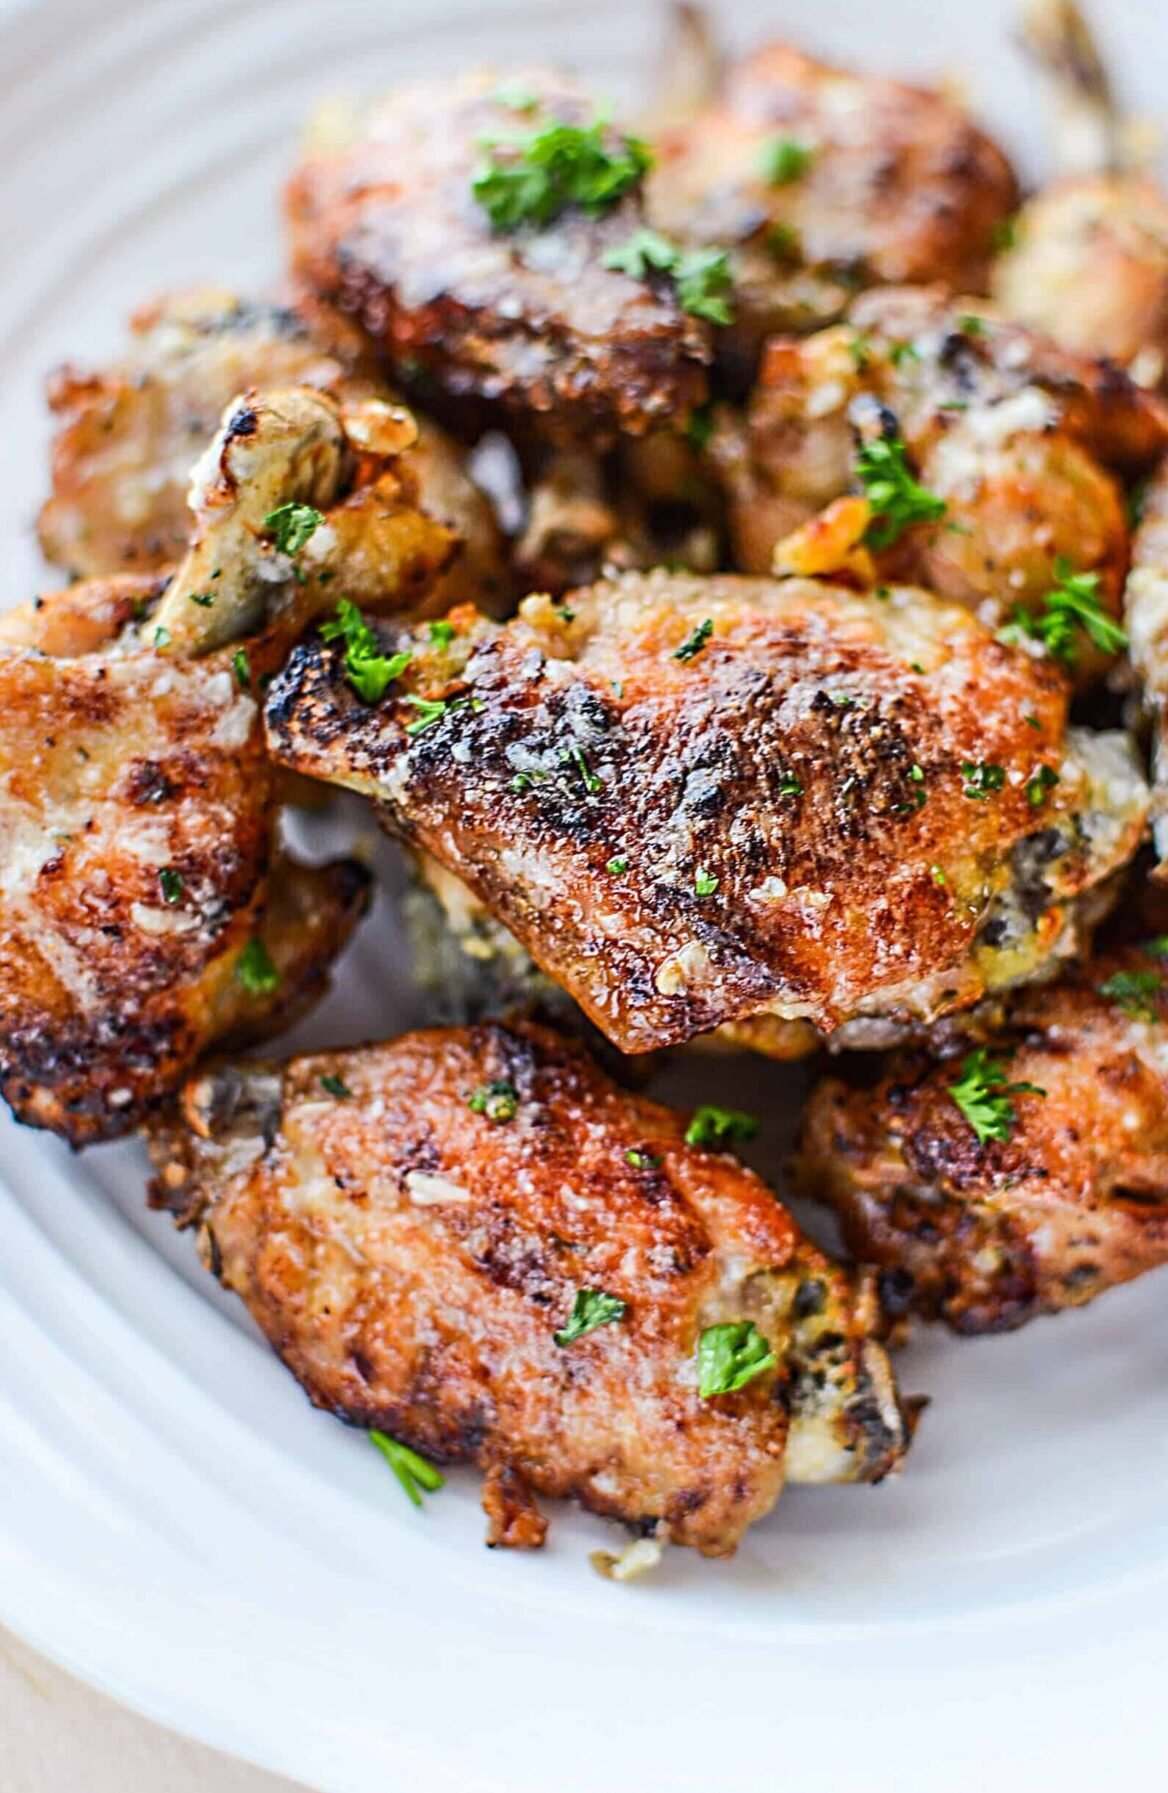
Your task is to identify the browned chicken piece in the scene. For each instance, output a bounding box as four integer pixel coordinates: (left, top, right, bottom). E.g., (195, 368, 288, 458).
(0, 578, 368, 1145)
(1126, 456, 1168, 870)
(993, 1, 1168, 385)
(647, 40, 1017, 361)
(800, 937, 1168, 1333)
(264, 569, 1147, 1056)
(38, 290, 510, 613)
(147, 1020, 913, 1556)
(713, 286, 1166, 653)
(285, 71, 712, 443)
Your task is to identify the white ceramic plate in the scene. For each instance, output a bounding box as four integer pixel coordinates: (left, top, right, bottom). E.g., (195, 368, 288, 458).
(2, 1, 1167, 1787)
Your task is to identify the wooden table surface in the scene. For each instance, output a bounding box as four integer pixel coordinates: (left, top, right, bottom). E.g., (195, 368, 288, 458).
(0, 1627, 309, 1792)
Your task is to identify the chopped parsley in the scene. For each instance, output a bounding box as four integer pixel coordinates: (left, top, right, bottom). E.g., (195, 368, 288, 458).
(369, 1431, 444, 1507)
(697, 1321, 776, 1398)
(956, 313, 987, 338)
(467, 1079, 519, 1123)
(684, 1105, 758, 1149)
(683, 402, 716, 452)
(553, 1287, 627, 1347)
(992, 214, 1019, 253)
(962, 761, 1006, 801)
(673, 617, 713, 662)
(694, 867, 719, 897)
(404, 695, 449, 734)
(189, 591, 215, 608)
(778, 774, 803, 797)
(472, 116, 651, 231)
(930, 864, 948, 887)
(625, 1148, 663, 1171)
(1001, 560, 1128, 666)
(153, 625, 171, 649)
(158, 867, 184, 905)
(603, 229, 734, 324)
(232, 648, 251, 690)
(889, 340, 921, 368)
(855, 436, 947, 550)
(564, 744, 601, 793)
(759, 136, 815, 185)
(321, 599, 412, 704)
(1026, 765, 1059, 807)
(947, 1047, 1045, 1145)
(606, 855, 629, 875)
(320, 1073, 353, 1099)
(235, 937, 280, 997)
(428, 619, 456, 647)
(1145, 937, 1168, 960)
(264, 502, 324, 556)
(1098, 969, 1162, 1023)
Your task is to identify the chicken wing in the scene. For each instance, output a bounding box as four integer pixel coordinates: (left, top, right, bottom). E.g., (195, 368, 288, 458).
(285, 71, 712, 443)
(147, 1019, 912, 1556)
(38, 290, 510, 612)
(647, 39, 1017, 361)
(799, 936, 1168, 1332)
(712, 286, 1165, 648)
(0, 578, 368, 1145)
(264, 569, 1147, 1055)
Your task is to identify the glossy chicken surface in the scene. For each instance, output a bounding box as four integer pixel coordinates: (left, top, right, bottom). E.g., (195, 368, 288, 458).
(265, 569, 1146, 1054)
(286, 71, 711, 442)
(714, 286, 1165, 636)
(0, 580, 367, 1144)
(38, 290, 510, 612)
(148, 1020, 912, 1554)
(648, 42, 1017, 356)
(800, 939, 1168, 1333)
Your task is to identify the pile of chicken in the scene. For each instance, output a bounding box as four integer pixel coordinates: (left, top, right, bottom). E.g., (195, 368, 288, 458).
(9, 0, 1168, 1570)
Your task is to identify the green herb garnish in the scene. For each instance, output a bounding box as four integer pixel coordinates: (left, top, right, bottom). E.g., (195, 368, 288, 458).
(189, 592, 215, 608)
(855, 436, 947, 549)
(962, 761, 1006, 801)
(369, 1431, 445, 1508)
(1001, 560, 1127, 666)
(606, 855, 629, 875)
(684, 403, 716, 451)
(472, 116, 651, 231)
(553, 1288, 627, 1347)
(1026, 765, 1059, 807)
(625, 1148, 663, 1170)
(947, 1047, 1045, 1145)
(320, 1073, 353, 1099)
(467, 1079, 519, 1123)
(684, 1106, 758, 1149)
(321, 599, 412, 704)
(759, 136, 815, 185)
(264, 502, 324, 556)
(603, 229, 734, 324)
(673, 617, 713, 662)
(158, 868, 183, 905)
(694, 868, 719, 897)
(1098, 969, 1162, 1023)
(428, 620, 456, 647)
(236, 937, 280, 997)
(232, 648, 251, 690)
(697, 1321, 776, 1397)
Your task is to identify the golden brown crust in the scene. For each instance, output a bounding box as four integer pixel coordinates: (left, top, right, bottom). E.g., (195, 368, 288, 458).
(285, 71, 711, 443)
(0, 584, 368, 1145)
(147, 1020, 911, 1554)
(799, 941, 1168, 1332)
(262, 569, 1143, 1054)
(648, 44, 1018, 353)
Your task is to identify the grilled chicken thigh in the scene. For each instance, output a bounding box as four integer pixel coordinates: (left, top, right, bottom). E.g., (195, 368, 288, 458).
(265, 569, 1147, 1055)
(0, 578, 367, 1144)
(148, 1020, 912, 1554)
(1126, 457, 1168, 869)
(713, 286, 1165, 644)
(800, 937, 1168, 1332)
(38, 290, 509, 612)
(286, 71, 712, 442)
(647, 40, 1017, 359)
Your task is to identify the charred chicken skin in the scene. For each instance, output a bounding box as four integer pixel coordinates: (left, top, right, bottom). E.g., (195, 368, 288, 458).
(799, 939, 1168, 1333)
(38, 290, 510, 613)
(712, 285, 1166, 645)
(264, 569, 1146, 1056)
(647, 42, 1018, 358)
(148, 1019, 912, 1555)
(285, 71, 712, 443)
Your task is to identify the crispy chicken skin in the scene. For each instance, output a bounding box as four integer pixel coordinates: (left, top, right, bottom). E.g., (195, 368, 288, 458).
(713, 286, 1166, 637)
(147, 1020, 912, 1553)
(0, 581, 368, 1145)
(38, 290, 510, 613)
(647, 43, 1017, 356)
(799, 940, 1168, 1333)
(264, 568, 1146, 1054)
(285, 71, 711, 443)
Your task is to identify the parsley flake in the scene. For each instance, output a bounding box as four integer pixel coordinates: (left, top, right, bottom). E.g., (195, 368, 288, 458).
(1098, 969, 1162, 1023)
(684, 1105, 758, 1149)
(694, 868, 719, 897)
(553, 1288, 627, 1347)
(673, 617, 713, 662)
(153, 625, 171, 649)
(606, 855, 629, 875)
(321, 599, 412, 704)
(369, 1431, 444, 1507)
(158, 867, 183, 905)
(1001, 559, 1127, 666)
(625, 1148, 663, 1171)
(320, 1073, 353, 1099)
(264, 502, 325, 556)
(684, 402, 716, 451)
(778, 774, 803, 797)
(467, 1079, 519, 1123)
(947, 1047, 1045, 1145)
(604, 229, 734, 324)
(697, 1321, 776, 1397)
(1027, 765, 1059, 807)
(189, 592, 215, 608)
(232, 648, 251, 690)
(759, 136, 815, 185)
(428, 619, 456, 647)
(962, 761, 1006, 801)
(855, 436, 947, 549)
(236, 937, 280, 997)
(473, 116, 651, 231)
